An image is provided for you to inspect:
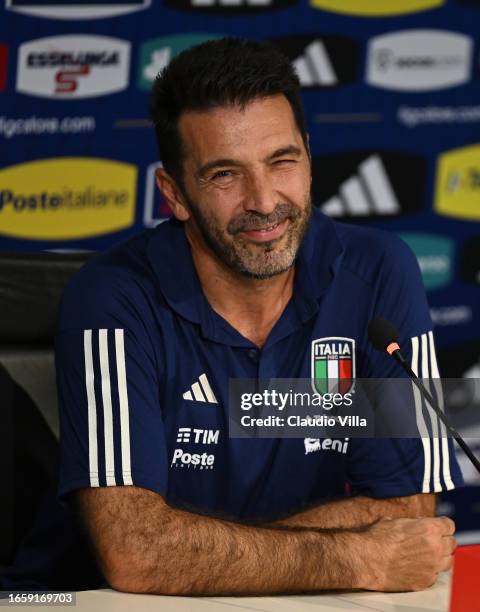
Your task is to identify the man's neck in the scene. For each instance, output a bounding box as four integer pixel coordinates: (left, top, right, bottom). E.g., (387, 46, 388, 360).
(187, 233, 295, 348)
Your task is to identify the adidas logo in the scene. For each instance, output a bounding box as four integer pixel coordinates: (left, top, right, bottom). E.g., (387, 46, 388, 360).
(293, 40, 337, 87)
(182, 373, 218, 403)
(321, 155, 400, 217)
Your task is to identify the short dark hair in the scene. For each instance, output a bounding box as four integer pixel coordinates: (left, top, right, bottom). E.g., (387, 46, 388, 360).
(150, 37, 308, 186)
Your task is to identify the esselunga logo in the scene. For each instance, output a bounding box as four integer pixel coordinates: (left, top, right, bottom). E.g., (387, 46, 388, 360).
(269, 34, 358, 89)
(138, 33, 225, 91)
(6, 0, 150, 19)
(0, 158, 137, 240)
(16, 35, 130, 99)
(399, 233, 454, 291)
(366, 30, 472, 92)
(434, 144, 480, 221)
(309, 0, 444, 16)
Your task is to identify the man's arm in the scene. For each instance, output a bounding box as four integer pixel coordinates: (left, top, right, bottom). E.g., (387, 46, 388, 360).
(75, 485, 454, 595)
(265, 493, 436, 529)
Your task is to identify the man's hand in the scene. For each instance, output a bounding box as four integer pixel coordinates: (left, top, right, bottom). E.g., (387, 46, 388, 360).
(359, 516, 456, 592)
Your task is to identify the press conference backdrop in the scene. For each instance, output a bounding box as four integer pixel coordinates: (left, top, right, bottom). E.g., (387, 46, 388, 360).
(0, 0, 479, 536)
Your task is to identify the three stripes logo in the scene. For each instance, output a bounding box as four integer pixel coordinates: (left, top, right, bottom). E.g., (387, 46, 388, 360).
(312, 151, 426, 221)
(164, 0, 296, 13)
(311, 337, 355, 395)
(270, 35, 358, 89)
(183, 373, 218, 404)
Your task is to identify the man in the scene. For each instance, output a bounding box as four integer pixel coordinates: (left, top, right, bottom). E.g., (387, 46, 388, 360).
(56, 38, 462, 595)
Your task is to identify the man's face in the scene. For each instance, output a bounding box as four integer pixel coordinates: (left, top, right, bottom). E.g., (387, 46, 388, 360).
(176, 94, 312, 280)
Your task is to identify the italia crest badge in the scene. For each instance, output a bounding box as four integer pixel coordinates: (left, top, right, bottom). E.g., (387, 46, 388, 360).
(311, 337, 356, 395)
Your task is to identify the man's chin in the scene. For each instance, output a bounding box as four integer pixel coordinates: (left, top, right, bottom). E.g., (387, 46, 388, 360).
(233, 255, 295, 280)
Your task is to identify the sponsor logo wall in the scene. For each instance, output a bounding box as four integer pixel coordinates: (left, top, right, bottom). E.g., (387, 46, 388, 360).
(1, 0, 479, 533)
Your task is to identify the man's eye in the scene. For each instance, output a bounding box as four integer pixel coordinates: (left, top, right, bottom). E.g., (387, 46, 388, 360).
(274, 159, 296, 165)
(212, 170, 232, 180)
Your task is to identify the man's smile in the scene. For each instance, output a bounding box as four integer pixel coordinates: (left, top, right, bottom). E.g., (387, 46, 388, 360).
(239, 218, 289, 243)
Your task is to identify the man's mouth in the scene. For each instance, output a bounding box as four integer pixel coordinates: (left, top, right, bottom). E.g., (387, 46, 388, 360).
(240, 219, 289, 242)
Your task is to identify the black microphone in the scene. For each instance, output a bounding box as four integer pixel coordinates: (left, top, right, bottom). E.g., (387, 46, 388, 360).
(368, 317, 480, 475)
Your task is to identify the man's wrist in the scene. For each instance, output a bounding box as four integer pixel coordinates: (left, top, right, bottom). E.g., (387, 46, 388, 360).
(305, 530, 373, 591)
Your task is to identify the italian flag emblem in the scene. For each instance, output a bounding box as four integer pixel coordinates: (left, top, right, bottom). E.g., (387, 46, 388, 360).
(311, 337, 356, 395)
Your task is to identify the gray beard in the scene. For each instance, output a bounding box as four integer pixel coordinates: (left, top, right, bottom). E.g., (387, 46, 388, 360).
(183, 192, 312, 280)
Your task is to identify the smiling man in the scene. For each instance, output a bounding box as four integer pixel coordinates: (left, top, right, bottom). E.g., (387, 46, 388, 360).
(56, 38, 462, 595)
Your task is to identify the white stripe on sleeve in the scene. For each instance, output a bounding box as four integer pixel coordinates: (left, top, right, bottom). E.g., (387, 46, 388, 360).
(115, 329, 133, 486)
(421, 333, 442, 492)
(84, 330, 99, 487)
(411, 336, 432, 493)
(99, 329, 116, 486)
(428, 330, 455, 490)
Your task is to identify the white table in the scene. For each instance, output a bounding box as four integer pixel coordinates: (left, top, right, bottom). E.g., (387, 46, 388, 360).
(6, 572, 451, 612)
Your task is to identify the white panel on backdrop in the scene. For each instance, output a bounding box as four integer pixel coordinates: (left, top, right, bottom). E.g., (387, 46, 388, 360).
(366, 30, 472, 91)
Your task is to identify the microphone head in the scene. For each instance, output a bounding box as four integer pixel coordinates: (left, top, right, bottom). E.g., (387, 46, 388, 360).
(368, 317, 399, 352)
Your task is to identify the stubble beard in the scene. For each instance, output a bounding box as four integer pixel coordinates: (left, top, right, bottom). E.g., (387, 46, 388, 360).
(183, 193, 313, 280)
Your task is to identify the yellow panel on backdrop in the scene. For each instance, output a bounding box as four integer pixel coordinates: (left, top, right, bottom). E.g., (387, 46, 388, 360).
(309, 0, 444, 16)
(434, 145, 480, 221)
(0, 158, 137, 240)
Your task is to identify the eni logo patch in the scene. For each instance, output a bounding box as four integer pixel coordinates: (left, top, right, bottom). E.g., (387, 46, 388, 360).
(434, 145, 480, 221)
(309, 0, 443, 16)
(0, 158, 137, 240)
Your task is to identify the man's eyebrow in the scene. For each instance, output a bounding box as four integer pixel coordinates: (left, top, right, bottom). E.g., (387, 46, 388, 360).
(197, 158, 240, 179)
(267, 145, 302, 160)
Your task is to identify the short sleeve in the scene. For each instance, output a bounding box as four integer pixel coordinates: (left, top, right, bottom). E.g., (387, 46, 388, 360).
(56, 266, 169, 501)
(348, 235, 464, 497)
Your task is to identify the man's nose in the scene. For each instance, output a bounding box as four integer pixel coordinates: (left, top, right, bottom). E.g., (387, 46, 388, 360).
(244, 170, 277, 216)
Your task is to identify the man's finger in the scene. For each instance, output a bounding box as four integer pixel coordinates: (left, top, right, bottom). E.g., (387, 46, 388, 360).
(437, 516, 456, 535)
(441, 535, 457, 556)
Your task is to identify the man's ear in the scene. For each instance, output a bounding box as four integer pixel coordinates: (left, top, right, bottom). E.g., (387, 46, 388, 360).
(155, 167, 190, 222)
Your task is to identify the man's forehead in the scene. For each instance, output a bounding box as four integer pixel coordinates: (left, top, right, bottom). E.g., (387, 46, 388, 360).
(178, 95, 301, 162)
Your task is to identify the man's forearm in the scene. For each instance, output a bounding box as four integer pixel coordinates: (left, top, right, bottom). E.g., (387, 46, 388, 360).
(267, 493, 436, 529)
(77, 486, 369, 596)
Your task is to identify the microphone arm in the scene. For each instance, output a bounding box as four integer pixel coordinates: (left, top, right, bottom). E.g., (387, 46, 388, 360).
(390, 347, 480, 475)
